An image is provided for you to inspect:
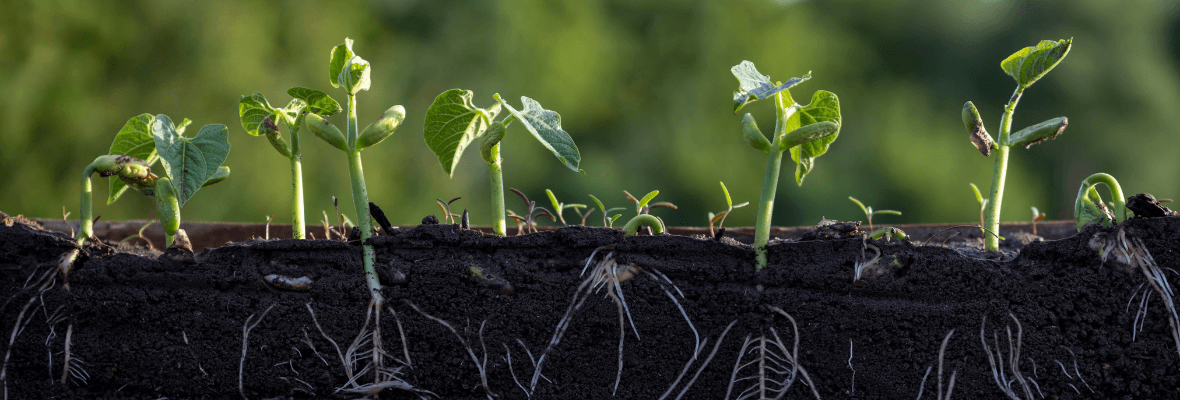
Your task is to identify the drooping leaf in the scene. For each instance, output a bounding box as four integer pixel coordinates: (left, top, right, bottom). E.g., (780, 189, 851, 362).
(1001, 38, 1072, 88)
(239, 93, 277, 136)
(287, 87, 342, 117)
(151, 115, 231, 207)
(107, 113, 158, 204)
(731, 60, 811, 113)
(338, 56, 371, 95)
(328, 38, 355, 89)
(499, 96, 582, 173)
(788, 90, 842, 185)
(1007, 117, 1067, 148)
(424, 89, 501, 176)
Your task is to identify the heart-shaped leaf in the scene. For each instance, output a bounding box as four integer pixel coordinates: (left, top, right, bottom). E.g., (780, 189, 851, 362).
(107, 113, 159, 204)
(151, 115, 231, 207)
(328, 38, 355, 89)
(788, 90, 842, 185)
(424, 89, 501, 176)
(287, 87, 342, 117)
(731, 61, 811, 113)
(499, 95, 582, 173)
(338, 56, 371, 95)
(1001, 38, 1072, 88)
(239, 93, 277, 136)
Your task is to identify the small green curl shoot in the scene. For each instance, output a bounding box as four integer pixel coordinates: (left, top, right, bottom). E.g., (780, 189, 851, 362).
(708, 181, 749, 237)
(848, 196, 901, 231)
(621, 214, 665, 237)
(1074, 173, 1127, 231)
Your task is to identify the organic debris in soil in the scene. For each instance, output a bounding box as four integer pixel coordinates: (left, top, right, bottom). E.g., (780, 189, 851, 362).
(2, 217, 1180, 399)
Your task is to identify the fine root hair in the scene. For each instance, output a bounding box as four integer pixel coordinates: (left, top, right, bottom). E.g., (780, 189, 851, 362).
(980, 313, 1033, 399)
(406, 301, 491, 399)
(724, 306, 821, 400)
(239, 304, 275, 400)
(916, 329, 956, 400)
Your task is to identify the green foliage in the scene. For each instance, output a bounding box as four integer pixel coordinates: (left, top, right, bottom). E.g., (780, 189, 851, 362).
(106, 114, 159, 204)
(787, 91, 842, 185)
(150, 115, 231, 207)
(1001, 38, 1073, 88)
(708, 181, 748, 234)
(496, 94, 583, 173)
(848, 196, 901, 230)
(287, 87, 343, 116)
(423, 89, 501, 175)
(1074, 173, 1126, 231)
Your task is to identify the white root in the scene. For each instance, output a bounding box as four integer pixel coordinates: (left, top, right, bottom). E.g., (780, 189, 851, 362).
(239, 304, 275, 400)
(725, 307, 819, 400)
(307, 301, 433, 398)
(405, 301, 491, 399)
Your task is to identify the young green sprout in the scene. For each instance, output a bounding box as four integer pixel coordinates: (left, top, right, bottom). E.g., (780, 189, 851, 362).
(423, 89, 583, 236)
(305, 38, 406, 305)
(1030, 206, 1047, 235)
(588, 194, 626, 228)
(968, 183, 993, 238)
(506, 188, 556, 234)
(708, 181, 750, 236)
(623, 190, 677, 236)
(76, 114, 231, 251)
(435, 197, 462, 224)
(848, 196, 901, 231)
(545, 189, 587, 226)
(732, 61, 843, 270)
(239, 87, 342, 239)
(961, 38, 1072, 251)
(1074, 173, 1127, 231)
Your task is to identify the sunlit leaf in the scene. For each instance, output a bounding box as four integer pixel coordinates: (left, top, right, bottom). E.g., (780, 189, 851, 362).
(788, 90, 842, 185)
(328, 38, 355, 89)
(499, 96, 582, 173)
(107, 113, 158, 204)
(151, 115, 231, 207)
(731, 60, 811, 113)
(424, 89, 501, 176)
(287, 87, 342, 116)
(238, 93, 277, 136)
(338, 55, 371, 95)
(1001, 38, 1072, 88)
(1007, 117, 1067, 148)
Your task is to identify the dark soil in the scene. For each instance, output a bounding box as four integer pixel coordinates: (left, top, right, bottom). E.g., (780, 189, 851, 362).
(3, 215, 1180, 399)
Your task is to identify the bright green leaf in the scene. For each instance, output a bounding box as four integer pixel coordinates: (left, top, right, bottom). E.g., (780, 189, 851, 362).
(338, 56, 371, 95)
(848, 197, 868, 216)
(151, 115, 231, 207)
(424, 89, 501, 176)
(1001, 38, 1072, 88)
(637, 190, 659, 212)
(498, 96, 582, 173)
(281, 98, 307, 126)
(287, 87, 342, 117)
(720, 181, 733, 209)
(328, 38, 355, 89)
(107, 113, 158, 204)
(731, 60, 811, 113)
(238, 93, 277, 136)
(589, 194, 606, 212)
(788, 90, 842, 185)
(202, 166, 230, 187)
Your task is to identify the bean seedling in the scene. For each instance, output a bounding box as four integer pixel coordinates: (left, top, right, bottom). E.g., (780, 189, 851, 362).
(305, 38, 406, 307)
(239, 86, 342, 239)
(435, 197, 462, 224)
(732, 61, 843, 270)
(961, 38, 1072, 251)
(624, 190, 676, 235)
(1073, 173, 1127, 231)
(506, 188, 555, 234)
(546, 189, 587, 226)
(423, 89, 583, 236)
(1030, 207, 1047, 235)
(707, 181, 749, 237)
(589, 194, 626, 228)
(848, 196, 901, 231)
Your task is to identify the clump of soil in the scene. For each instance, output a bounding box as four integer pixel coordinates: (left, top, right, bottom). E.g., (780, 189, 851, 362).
(2, 215, 1179, 399)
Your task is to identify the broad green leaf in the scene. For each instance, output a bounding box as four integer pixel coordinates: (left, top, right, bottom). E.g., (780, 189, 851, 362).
(107, 113, 158, 204)
(1007, 117, 1067, 148)
(328, 38, 355, 89)
(788, 90, 842, 185)
(1001, 38, 1072, 88)
(281, 98, 307, 126)
(338, 56, 371, 95)
(287, 87, 342, 117)
(498, 96, 582, 173)
(424, 89, 501, 176)
(151, 115, 231, 207)
(731, 60, 811, 113)
(238, 93, 277, 136)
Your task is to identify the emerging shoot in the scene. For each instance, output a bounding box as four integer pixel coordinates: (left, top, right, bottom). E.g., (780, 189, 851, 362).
(589, 194, 626, 228)
(708, 181, 749, 237)
(848, 196, 901, 231)
(732, 61, 842, 270)
(423, 89, 583, 236)
(546, 189, 587, 226)
(1030, 206, 1046, 235)
(961, 38, 1072, 251)
(1074, 173, 1127, 231)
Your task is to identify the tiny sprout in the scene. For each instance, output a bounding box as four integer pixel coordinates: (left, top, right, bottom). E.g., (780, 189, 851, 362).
(469, 266, 485, 279)
(265, 215, 273, 240)
(1030, 207, 1047, 235)
(621, 214, 666, 237)
(709, 181, 749, 236)
(435, 197, 462, 224)
(848, 196, 901, 231)
(507, 188, 556, 234)
(867, 227, 908, 242)
(624, 190, 676, 235)
(1074, 173, 1127, 231)
(545, 189, 587, 226)
(588, 194, 626, 228)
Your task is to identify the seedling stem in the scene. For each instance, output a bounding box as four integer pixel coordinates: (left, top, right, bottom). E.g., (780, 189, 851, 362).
(982, 86, 1023, 251)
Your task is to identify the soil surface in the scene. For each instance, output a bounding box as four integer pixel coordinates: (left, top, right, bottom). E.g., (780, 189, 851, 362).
(3, 215, 1180, 399)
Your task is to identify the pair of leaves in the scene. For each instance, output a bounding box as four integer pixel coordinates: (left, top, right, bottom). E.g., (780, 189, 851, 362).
(786, 90, 841, 185)
(239, 88, 342, 136)
(329, 38, 371, 95)
(151, 115, 231, 207)
(1001, 38, 1072, 88)
(423, 89, 582, 176)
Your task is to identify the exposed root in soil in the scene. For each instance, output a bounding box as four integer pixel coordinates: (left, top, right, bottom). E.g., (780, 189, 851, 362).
(659, 320, 738, 400)
(980, 313, 1034, 399)
(239, 304, 275, 400)
(307, 300, 432, 398)
(915, 329, 957, 400)
(2, 260, 60, 400)
(1105, 227, 1180, 362)
(724, 306, 821, 400)
(405, 300, 492, 399)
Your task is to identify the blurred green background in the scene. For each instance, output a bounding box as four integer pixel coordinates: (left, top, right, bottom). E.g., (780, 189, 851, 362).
(2, 0, 1178, 229)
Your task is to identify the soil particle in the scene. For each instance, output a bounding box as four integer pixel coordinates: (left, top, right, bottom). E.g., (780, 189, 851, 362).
(2, 218, 1180, 399)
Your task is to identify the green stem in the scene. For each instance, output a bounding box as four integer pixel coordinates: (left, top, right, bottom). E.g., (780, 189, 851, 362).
(488, 143, 506, 236)
(290, 113, 306, 239)
(753, 91, 791, 271)
(983, 87, 1024, 252)
(1081, 173, 1127, 222)
(621, 214, 664, 236)
(345, 94, 383, 305)
(77, 163, 98, 245)
(155, 178, 180, 247)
